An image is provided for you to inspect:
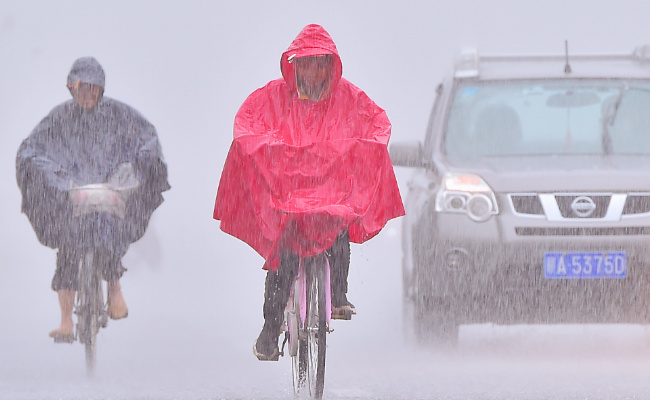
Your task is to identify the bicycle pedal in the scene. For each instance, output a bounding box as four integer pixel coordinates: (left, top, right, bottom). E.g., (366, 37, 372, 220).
(331, 311, 353, 320)
(52, 333, 75, 344)
(279, 334, 288, 357)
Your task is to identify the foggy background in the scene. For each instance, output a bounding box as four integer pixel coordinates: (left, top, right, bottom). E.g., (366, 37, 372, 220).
(3, 1, 650, 399)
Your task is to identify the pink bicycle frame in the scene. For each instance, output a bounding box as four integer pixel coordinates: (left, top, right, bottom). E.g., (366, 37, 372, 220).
(289, 256, 332, 327)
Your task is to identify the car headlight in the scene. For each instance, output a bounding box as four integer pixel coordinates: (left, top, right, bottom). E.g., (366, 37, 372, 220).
(435, 172, 498, 222)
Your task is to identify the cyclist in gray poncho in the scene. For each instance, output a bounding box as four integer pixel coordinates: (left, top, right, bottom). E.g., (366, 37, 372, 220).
(16, 57, 170, 342)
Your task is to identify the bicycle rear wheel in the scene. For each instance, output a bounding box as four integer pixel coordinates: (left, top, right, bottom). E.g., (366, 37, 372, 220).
(301, 255, 328, 399)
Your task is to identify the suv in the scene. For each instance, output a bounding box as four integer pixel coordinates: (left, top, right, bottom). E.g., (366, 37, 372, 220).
(390, 46, 650, 344)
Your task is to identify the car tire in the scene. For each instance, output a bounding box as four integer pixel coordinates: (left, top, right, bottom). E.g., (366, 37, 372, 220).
(413, 285, 460, 346)
(412, 244, 461, 347)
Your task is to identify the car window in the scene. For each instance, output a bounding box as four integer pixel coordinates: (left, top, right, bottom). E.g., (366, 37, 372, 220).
(445, 80, 650, 157)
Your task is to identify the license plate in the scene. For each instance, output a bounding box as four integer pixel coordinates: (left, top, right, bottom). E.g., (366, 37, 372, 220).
(544, 251, 627, 279)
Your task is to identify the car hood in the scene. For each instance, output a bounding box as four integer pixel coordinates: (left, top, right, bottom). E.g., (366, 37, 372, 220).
(442, 154, 650, 192)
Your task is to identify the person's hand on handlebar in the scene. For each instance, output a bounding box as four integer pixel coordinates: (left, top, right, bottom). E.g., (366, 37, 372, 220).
(68, 187, 119, 206)
(68, 184, 125, 217)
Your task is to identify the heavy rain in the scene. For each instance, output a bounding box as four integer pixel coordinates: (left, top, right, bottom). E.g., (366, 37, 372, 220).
(3, 1, 650, 399)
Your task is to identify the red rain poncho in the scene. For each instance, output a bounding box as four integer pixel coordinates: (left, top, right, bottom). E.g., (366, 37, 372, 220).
(214, 24, 404, 270)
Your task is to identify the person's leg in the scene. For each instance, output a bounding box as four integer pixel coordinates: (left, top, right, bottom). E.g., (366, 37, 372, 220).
(51, 290, 76, 341)
(96, 214, 129, 320)
(254, 251, 299, 360)
(50, 246, 80, 340)
(99, 248, 128, 320)
(107, 276, 128, 319)
(327, 229, 356, 319)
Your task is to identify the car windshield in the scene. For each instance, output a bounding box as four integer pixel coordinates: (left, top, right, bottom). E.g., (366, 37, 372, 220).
(445, 80, 650, 157)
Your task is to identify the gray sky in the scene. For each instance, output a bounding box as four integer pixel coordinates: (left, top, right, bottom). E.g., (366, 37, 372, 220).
(3, 1, 650, 398)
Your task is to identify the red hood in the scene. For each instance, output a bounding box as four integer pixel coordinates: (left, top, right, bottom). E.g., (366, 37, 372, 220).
(280, 24, 343, 99)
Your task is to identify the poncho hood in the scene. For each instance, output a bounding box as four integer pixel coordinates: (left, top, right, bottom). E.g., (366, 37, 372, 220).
(67, 57, 106, 88)
(280, 24, 342, 99)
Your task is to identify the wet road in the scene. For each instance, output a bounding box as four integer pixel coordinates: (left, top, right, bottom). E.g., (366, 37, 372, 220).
(4, 225, 650, 399)
(4, 319, 650, 399)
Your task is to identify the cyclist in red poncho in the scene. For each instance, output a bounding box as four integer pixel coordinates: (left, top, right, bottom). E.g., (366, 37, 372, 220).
(214, 24, 404, 360)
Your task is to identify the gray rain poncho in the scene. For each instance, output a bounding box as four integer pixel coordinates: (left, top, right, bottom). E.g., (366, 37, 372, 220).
(16, 57, 170, 250)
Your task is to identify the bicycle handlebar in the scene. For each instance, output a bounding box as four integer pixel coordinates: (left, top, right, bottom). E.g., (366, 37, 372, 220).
(67, 162, 139, 218)
(69, 184, 129, 218)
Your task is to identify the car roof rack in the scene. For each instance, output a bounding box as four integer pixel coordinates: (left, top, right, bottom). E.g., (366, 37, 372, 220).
(454, 45, 650, 79)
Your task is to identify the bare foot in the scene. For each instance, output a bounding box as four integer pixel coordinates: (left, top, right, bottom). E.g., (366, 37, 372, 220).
(49, 319, 74, 342)
(51, 289, 75, 342)
(108, 281, 128, 320)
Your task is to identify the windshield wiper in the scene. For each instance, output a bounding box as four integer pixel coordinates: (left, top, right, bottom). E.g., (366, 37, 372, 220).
(601, 86, 626, 155)
(602, 85, 650, 155)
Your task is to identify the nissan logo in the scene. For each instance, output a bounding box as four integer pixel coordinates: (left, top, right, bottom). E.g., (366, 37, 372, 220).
(571, 196, 596, 217)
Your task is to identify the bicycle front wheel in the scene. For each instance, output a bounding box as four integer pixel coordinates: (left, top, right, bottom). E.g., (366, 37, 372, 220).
(301, 255, 328, 399)
(290, 279, 305, 394)
(77, 251, 102, 376)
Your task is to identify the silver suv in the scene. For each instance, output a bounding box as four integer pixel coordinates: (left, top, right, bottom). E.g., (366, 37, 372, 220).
(390, 46, 650, 344)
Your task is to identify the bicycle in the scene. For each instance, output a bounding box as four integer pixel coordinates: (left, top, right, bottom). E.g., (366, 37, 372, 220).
(65, 178, 135, 375)
(281, 252, 331, 399)
(51, 247, 107, 376)
(75, 248, 108, 375)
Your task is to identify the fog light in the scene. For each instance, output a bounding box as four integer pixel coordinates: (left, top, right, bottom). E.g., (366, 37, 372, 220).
(467, 194, 492, 221)
(445, 247, 471, 271)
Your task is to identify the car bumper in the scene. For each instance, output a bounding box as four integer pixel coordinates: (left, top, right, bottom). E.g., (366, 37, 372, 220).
(429, 211, 650, 265)
(417, 212, 650, 324)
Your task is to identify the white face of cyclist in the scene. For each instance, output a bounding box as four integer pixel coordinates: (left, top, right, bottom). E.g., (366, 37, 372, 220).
(69, 81, 103, 109)
(294, 55, 333, 101)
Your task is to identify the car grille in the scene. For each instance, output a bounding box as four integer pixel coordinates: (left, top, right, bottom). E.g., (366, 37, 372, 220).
(515, 227, 650, 236)
(510, 194, 544, 215)
(623, 195, 650, 215)
(555, 195, 610, 218)
(509, 193, 650, 220)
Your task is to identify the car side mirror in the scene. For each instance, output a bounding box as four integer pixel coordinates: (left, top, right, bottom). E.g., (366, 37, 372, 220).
(389, 140, 424, 168)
